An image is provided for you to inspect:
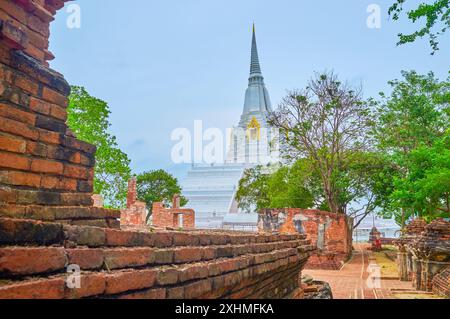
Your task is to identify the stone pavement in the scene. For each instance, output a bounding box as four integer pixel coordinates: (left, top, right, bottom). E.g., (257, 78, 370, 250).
(304, 244, 413, 299)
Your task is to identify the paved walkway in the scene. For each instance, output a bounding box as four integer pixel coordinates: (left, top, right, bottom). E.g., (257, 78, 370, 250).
(303, 244, 413, 299)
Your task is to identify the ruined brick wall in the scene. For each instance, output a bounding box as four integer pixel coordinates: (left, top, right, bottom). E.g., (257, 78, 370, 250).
(259, 209, 352, 269)
(408, 219, 450, 292)
(120, 178, 147, 227)
(0, 218, 313, 299)
(0, 0, 119, 227)
(152, 195, 195, 229)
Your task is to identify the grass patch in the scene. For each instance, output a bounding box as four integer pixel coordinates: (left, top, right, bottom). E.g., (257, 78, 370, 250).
(393, 292, 444, 299)
(373, 251, 399, 278)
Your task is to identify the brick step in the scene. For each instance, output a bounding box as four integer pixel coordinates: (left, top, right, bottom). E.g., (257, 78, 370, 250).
(0, 239, 311, 277)
(0, 247, 309, 299)
(0, 218, 308, 248)
(0, 205, 120, 222)
(0, 187, 94, 206)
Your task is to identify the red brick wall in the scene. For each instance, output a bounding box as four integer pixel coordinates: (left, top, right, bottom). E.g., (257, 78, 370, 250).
(0, 0, 119, 227)
(259, 209, 353, 269)
(152, 202, 195, 229)
(120, 178, 147, 227)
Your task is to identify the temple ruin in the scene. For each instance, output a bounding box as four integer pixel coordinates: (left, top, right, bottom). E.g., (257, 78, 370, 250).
(396, 218, 450, 298)
(258, 209, 353, 270)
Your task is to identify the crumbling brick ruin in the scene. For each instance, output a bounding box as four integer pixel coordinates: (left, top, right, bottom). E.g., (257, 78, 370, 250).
(0, 0, 315, 299)
(152, 194, 195, 229)
(0, 0, 119, 229)
(258, 209, 352, 270)
(396, 218, 450, 298)
(120, 178, 147, 227)
(396, 218, 427, 282)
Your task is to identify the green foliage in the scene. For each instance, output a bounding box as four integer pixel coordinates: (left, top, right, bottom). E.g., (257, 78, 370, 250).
(136, 169, 187, 217)
(236, 166, 271, 212)
(372, 71, 450, 225)
(373, 71, 449, 152)
(236, 161, 319, 212)
(67, 86, 131, 208)
(391, 131, 450, 221)
(389, 0, 450, 54)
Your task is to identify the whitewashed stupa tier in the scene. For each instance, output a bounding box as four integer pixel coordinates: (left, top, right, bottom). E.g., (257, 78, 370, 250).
(182, 25, 278, 229)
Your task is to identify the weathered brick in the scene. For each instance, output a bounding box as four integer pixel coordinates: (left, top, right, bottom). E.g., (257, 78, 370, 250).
(0, 1, 28, 25)
(216, 246, 234, 258)
(218, 259, 241, 274)
(104, 229, 137, 247)
(59, 193, 93, 206)
(0, 247, 67, 275)
(0, 151, 30, 170)
(174, 247, 203, 263)
(0, 134, 26, 153)
(42, 86, 66, 105)
(0, 170, 41, 187)
(30, 158, 63, 174)
(0, 19, 28, 49)
(64, 225, 106, 247)
(50, 104, 66, 121)
(103, 248, 155, 270)
(14, 73, 39, 95)
(179, 264, 209, 282)
(156, 267, 179, 286)
(0, 102, 36, 125)
(28, 13, 50, 37)
(35, 114, 66, 133)
(0, 185, 16, 203)
(105, 269, 157, 295)
(201, 247, 216, 260)
(151, 232, 174, 248)
(15, 189, 61, 206)
(38, 129, 62, 145)
(26, 140, 47, 157)
(66, 248, 104, 270)
(0, 116, 39, 140)
(173, 232, 199, 246)
(63, 164, 89, 180)
(64, 273, 105, 299)
(0, 218, 64, 245)
(0, 278, 65, 299)
(183, 279, 212, 299)
(154, 249, 174, 265)
(166, 286, 184, 299)
(63, 136, 96, 154)
(29, 96, 50, 114)
(77, 180, 93, 192)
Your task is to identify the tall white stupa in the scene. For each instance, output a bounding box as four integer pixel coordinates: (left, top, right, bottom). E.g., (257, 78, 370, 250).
(181, 25, 279, 229)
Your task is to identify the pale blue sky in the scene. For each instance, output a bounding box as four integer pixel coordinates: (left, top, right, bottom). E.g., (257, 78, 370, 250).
(50, 0, 449, 180)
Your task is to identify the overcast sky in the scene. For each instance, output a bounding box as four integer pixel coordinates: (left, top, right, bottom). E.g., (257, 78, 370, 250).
(50, 0, 450, 180)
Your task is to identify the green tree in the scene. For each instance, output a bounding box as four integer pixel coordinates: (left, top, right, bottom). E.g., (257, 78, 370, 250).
(389, 0, 450, 54)
(373, 71, 450, 225)
(67, 86, 131, 208)
(268, 72, 376, 228)
(136, 169, 187, 220)
(236, 161, 319, 213)
(391, 130, 450, 222)
(236, 165, 271, 212)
